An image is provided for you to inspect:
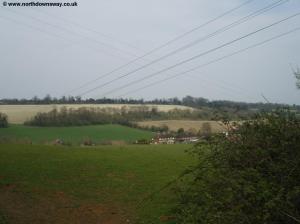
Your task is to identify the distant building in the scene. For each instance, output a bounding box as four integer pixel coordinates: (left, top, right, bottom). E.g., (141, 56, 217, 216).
(152, 135, 175, 144)
(151, 134, 199, 144)
(176, 136, 199, 144)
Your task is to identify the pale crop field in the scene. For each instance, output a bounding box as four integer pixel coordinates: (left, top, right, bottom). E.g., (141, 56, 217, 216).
(137, 120, 226, 133)
(0, 104, 195, 124)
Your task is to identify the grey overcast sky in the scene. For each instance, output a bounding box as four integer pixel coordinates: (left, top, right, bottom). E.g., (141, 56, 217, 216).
(0, 0, 300, 104)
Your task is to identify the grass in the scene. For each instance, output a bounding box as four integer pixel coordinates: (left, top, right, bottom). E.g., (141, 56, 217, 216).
(0, 143, 194, 223)
(0, 124, 154, 144)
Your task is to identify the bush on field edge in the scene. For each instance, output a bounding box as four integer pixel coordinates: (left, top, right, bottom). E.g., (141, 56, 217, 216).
(0, 112, 8, 128)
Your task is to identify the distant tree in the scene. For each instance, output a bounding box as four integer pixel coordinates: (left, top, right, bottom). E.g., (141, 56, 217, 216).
(75, 96, 82, 103)
(177, 128, 185, 137)
(0, 112, 8, 128)
(32, 96, 39, 103)
(43, 94, 52, 104)
(182, 96, 195, 107)
(187, 128, 197, 136)
(161, 124, 169, 133)
(200, 122, 212, 137)
(60, 96, 67, 104)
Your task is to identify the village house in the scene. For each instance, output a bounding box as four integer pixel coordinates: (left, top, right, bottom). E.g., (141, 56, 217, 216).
(151, 134, 199, 144)
(151, 135, 175, 144)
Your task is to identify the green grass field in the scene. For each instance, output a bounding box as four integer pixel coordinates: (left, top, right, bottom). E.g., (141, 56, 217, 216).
(0, 144, 193, 224)
(0, 124, 154, 145)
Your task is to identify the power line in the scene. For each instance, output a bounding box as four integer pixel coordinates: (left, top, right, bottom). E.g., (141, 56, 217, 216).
(185, 75, 253, 100)
(98, 12, 300, 97)
(261, 94, 272, 103)
(184, 74, 257, 101)
(117, 27, 300, 98)
(78, 0, 288, 97)
(5, 7, 185, 87)
(64, 0, 255, 95)
(31, 7, 143, 53)
(0, 13, 130, 62)
(0, 14, 74, 43)
(3, 7, 170, 78)
(185, 66, 257, 99)
(4, 8, 140, 59)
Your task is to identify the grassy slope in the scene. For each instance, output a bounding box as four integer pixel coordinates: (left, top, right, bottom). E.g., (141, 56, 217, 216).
(0, 144, 193, 223)
(0, 124, 154, 144)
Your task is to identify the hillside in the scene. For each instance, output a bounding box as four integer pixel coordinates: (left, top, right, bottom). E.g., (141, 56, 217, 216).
(0, 104, 195, 124)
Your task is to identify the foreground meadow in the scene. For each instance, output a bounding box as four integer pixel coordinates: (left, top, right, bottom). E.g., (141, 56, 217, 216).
(0, 144, 194, 224)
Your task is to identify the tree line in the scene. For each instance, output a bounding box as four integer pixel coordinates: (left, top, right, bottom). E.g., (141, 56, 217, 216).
(1, 95, 299, 112)
(24, 105, 257, 127)
(23, 106, 198, 127)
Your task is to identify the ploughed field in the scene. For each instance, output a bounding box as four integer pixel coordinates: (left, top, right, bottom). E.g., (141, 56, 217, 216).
(0, 144, 193, 224)
(137, 120, 226, 133)
(0, 124, 154, 145)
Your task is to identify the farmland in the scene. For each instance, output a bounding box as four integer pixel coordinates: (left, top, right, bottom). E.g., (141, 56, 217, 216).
(0, 104, 195, 124)
(0, 102, 260, 224)
(0, 143, 194, 224)
(0, 124, 154, 145)
(137, 120, 226, 133)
